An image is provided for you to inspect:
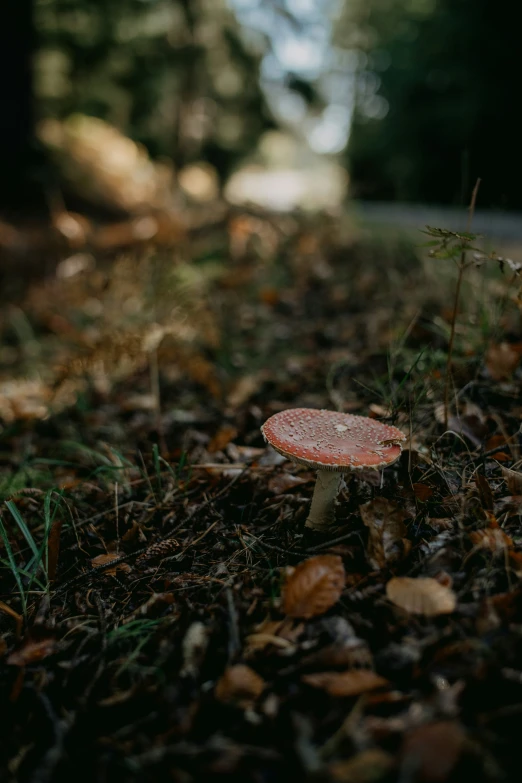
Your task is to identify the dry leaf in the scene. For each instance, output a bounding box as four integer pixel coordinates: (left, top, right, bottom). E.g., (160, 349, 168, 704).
(400, 721, 466, 782)
(386, 577, 457, 616)
(360, 498, 410, 569)
(0, 601, 23, 638)
(328, 748, 394, 783)
(302, 668, 388, 697)
(7, 637, 57, 666)
(474, 473, 494, 512)
(244, 617, 304, 655)
(501, 465, 522, 495)
(282, 555, 345, 619)
(485, 341, 521, 381)
(469, 527, 513, 552)
(208, 425, 238, 454)
(267, 472, 310, 495)
(214, 664, 265, 707)
(91, 553, 132, 575)
(412, 483, 434, 501)
(226, 371, 266, 408)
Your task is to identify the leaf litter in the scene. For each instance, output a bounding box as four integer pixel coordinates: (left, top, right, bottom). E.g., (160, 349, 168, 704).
(0, 202, 522, 781)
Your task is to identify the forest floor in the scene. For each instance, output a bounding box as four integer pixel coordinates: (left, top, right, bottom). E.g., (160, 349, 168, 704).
(1, 203, 522, 782)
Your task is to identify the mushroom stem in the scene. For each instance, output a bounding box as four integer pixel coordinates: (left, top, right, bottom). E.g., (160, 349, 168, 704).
(305, 470, 343, 530)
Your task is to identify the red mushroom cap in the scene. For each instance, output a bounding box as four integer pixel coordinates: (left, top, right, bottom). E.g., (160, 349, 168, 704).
(261, 408, 406, 471)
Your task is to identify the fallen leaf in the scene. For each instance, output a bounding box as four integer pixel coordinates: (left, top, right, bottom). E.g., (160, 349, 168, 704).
(474, 473, 494, 511)
(412, 483, 434, 501)
(302, 668, 388, 697)
(501, 465, 522, 495)
(208, 425, 238, 454)
(214, 664, 265, 707)
(226, 371, 267, 408)
(485, 341, 520, 380)
(282, 555, 345, 619)
(400, 721, 466, 782)
(360, 498, 410, 569)
(0, 601, 23, 638)
(267, 472, 310, 495)
(469, 527, 513, 552)
(91, 553, 132, 575)
(7, 637, 57, 666)
(244, 617, 304, 655)
(328, 748, 394, 783)
(386, 577, 457, 616)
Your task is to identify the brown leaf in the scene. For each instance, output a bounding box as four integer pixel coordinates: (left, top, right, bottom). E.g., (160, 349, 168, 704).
(475, 473, 494, 512)
(214, 664, 265, 707)
(267, 472, 310, 495)
(282, 555, 345, 619)
(328, 749, 394, 783)
(302, 668, 388, 697)
(400, 721, 466, 782)
(244, 618, 304, 655)
(386, 577, 457, 616)
(226, 371, 267, 409)
(412, 483, 433, 502)
(360, 498, 410, 569)
(485, 341, 520, 380)
(469, 527, 513, 552)
(91, 553, 132, 575)
(0, 601, 23, 638)
(208, 425, 238, 454)
(501, 465, 522, 495)
(7, 637, 57, 666)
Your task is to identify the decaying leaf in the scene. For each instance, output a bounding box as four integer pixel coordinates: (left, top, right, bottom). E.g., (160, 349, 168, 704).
(214, 664, 265, 707)
(474, 473, 494, 511)
(244, 617, 305, 656)
(412, 483, 434, 502)
(469, 526, 513, 552)
(386, 577, 457, 616)
(485, 341, 521, 381)
(328, 749, 394, 783)
(90, 553, 132, 575)
(282, 555, 345, 619)
(208, 425, 238, 454)
(267, 472, 310, 495)
(0, 601, 23, 638)
(501, 465, 522, 495)
(7, 637, 57, 666)
(400, 721, 466, 782)
(360, 498, 410, 569)
(302, 668, 388, 697)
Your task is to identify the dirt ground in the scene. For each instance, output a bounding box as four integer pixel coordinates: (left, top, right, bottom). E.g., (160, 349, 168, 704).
(1, 205, 522, 782)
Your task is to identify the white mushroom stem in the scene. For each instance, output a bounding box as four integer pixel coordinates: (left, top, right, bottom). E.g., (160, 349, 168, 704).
(305, 470, 344, 530)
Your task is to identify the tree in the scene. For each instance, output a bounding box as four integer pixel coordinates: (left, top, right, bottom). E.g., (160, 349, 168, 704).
(0, 0, 41, 211)
(347, 0, 522, 209)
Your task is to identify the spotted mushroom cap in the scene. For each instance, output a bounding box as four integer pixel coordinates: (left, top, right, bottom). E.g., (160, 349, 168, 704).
(261, 408, 406, 471)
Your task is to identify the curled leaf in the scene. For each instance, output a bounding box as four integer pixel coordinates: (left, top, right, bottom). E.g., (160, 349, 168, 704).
(215, 664, 265, 707)
(7, 637, 57, 666)
(282, 555, 345, 619)
(302, 668, 388, 697)
(386, 577, 456, 616)
(360, 498, 410, 569)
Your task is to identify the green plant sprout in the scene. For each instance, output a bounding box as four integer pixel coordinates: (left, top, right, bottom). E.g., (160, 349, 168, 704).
(421, 178, 483, 429)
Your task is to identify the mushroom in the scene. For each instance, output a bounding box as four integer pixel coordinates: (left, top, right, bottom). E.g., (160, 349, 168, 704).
(261, 408, 406, 530)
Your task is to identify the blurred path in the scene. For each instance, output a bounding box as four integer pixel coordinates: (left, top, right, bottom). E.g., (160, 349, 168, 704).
(353, 202, 522, 242)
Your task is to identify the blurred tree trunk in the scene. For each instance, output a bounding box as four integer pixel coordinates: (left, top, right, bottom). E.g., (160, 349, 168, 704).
(0, 0, 40, 212)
